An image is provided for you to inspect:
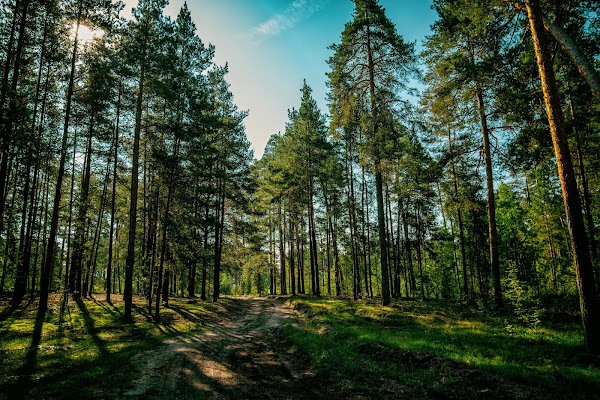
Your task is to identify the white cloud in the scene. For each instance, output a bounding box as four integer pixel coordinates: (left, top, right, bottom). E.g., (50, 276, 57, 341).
(248, 0, 326, 44)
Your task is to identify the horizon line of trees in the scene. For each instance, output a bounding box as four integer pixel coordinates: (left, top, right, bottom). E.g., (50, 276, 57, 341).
(246, 0, 600, 353)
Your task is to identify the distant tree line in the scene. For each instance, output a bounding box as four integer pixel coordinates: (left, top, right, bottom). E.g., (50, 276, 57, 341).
(250, 0, 600, 353)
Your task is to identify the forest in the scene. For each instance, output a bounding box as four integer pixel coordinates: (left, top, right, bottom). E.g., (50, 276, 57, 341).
(1, 0, 600, 398)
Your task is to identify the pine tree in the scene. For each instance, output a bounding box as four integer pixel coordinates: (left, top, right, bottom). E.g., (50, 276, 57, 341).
(328, 0, 417, 305)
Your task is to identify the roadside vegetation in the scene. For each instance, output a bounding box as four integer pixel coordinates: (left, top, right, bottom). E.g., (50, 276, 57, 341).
(285, 297, 600, 399)
(0, 294, 237, 399)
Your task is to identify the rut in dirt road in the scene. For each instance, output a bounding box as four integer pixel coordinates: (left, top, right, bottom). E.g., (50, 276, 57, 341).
(125, 297, 323, 400)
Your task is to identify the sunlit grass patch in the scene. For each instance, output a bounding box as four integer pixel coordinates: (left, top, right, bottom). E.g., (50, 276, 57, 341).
(284, 296, 600, 399)
(0, 293, 230, 399)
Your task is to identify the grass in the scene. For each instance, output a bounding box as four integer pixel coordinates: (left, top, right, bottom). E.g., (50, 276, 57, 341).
(0, 293, 234, 399)
(284, 296, 600, 399)
(2, 293, 599, 399)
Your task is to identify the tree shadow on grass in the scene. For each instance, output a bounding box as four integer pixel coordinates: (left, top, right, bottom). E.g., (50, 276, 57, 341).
(91, 296, 124, 324)
(4, 307, 46, 399)
(75, 299, 109, 358)
(0, 296, 34, 322)
(0, 297, 35, 341)
(169, 304, 204, 323)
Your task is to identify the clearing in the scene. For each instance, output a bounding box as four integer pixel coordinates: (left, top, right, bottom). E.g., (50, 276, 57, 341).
(124, 297, 323, 399)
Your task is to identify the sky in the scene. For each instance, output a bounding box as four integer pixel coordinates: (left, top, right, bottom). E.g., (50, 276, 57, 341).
(121, 0, 438, 159)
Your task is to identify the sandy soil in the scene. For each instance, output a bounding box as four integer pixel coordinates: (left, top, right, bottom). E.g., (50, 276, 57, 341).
(124, 297, 324, 400)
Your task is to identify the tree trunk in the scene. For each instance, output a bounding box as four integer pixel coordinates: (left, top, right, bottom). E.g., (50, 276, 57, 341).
(70, 118, 94, 300)
(87, 160, 110, 296)
(124, 42, 147, 321)
(289, 215, 296, 295)
(279, 203, 287, 295)
(403, 209, 416, 296)
(0, 0, 29, 242)
(567, 95, 597, 267)
(526, 0, 600, 353)
(212, 175, 225, 302)
(475, 83, 502, 306)
(106, 83, 121, 303)
(449, 130, 469, 300)
(540, 13, 600, 100)
(38, 0, 81, 312)
(155, 140, 179, 318)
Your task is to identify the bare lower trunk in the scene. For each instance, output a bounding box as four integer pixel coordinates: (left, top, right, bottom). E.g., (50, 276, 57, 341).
(475, 84, 502, 306)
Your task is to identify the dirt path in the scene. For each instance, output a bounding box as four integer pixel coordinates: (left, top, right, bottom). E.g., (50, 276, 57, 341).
(124, 297, 323, 400)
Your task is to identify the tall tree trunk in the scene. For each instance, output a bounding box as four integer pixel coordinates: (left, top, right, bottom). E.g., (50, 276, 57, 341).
(106, 83, 121, 302)
(416, 207, 425, 299)
(309, 189, 319, 296)
(21, 25, 49, 298)
(289, 215, 296, 295)
(147, 183, 159, 312)
(526, 0, 600, 353)
(38, 0, 81, 313)
(279, 203, 287, 295)
(212, 174, 225, 302)
(201, 199, 210, 300)
(330, 211, 341, 297)
(361, 166, 370, 296)
(0, 0, 29, 241)
(386, 185, 398, 297)
(1, 175, 17, 296)
(300, 215, 305, 294)
(449, 130, 469, 300)
(70, 117, 94, 300)
(13, 154, 32, 302)
(64, 130, 78, 292)
(124, 41, 147, 321)
(403, 209, 416, 296)
(475, 83, 502, 306)
(155, 140, 179, 318)
(87, 160, 110, 296)
(365, 18, 389, 305)
(567, 94, 597, 268)
(31, 166, 49, 296)
(188, 199, 200, 297)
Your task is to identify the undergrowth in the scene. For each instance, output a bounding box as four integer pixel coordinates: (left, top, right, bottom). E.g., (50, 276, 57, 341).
(284, 296, 600, 399)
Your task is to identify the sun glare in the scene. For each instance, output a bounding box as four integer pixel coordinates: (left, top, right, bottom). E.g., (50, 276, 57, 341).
(70, 22, 103, 42)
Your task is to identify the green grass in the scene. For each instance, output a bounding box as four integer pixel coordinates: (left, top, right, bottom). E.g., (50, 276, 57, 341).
(284, 297, 600, 399)
(0, 294, 233, 399)
(2, 293, 599, 399)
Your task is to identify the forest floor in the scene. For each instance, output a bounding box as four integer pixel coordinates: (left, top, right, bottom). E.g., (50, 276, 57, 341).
(124, 297, 326, 399)
(0, 293, 599, 399)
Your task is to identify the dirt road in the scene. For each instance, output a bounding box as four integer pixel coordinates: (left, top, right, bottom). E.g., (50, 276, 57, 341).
(125, 297, 323, 400)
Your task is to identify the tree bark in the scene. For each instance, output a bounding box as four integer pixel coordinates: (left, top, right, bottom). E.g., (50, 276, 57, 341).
(106, 83, 121, 303)
(526, 0, 600, 353)
(541, 14, 600, 100)
(279, 203, 287, 295)
(124, 38, 147, 321)
(475, 83, 502, 306)
(38, 0, 81, 312)
(70, 116, 94, 300)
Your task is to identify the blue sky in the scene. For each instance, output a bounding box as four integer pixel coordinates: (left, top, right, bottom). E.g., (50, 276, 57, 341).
(123, 0, 438, 159)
